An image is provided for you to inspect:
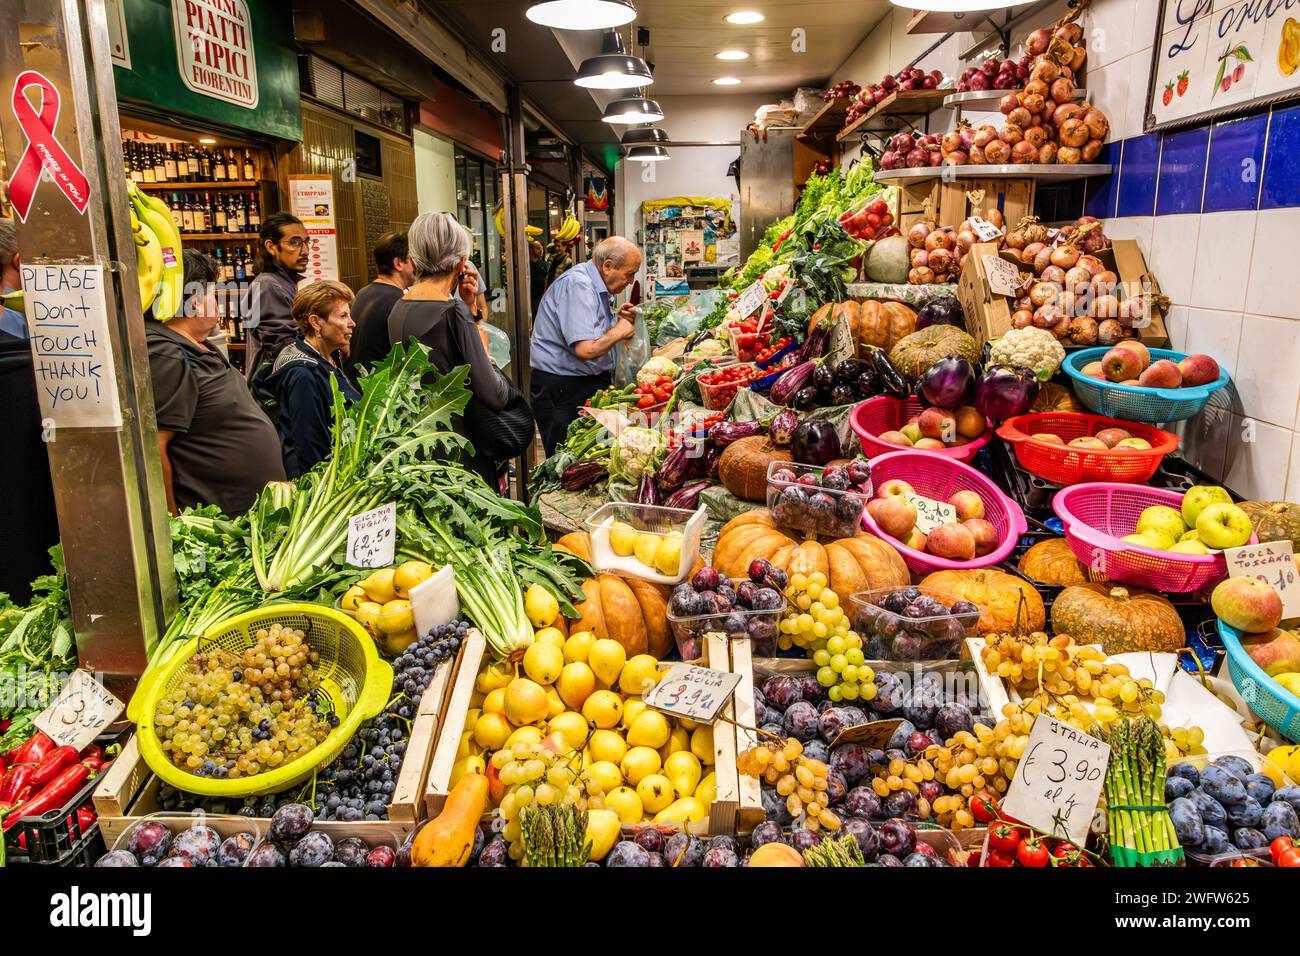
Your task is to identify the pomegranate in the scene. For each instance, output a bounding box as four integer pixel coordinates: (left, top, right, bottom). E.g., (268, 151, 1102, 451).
(1069, 315, 1099, 345)
(972, 125, 998, 148)
(928, 248, 956, 275)
(941, 129, 964, 154)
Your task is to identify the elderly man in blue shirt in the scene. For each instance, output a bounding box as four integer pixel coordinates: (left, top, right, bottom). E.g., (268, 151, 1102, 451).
(530, 235, 641, 455)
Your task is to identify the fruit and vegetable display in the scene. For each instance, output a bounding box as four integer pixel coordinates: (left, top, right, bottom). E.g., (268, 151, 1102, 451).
(1120, 486, 1253, 554)
(865, 479, 1001, 562)
(844, 66, 945, 130)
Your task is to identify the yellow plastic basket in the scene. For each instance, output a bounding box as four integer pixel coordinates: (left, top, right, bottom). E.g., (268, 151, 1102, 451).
(127, 604, 393, 798)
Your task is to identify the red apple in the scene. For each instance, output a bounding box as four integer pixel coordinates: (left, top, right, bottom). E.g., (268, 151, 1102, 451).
(919, 406, 957, 441)
(878, 478, 916, 499)
(1114, 437, 1153, 450)
(1082, 361, 1106, 379)
(1031, 432, 1065, 445)
(1211, 577, 1284, 634)
(1113, 339, 1151, 369)
(879, 429, 914, 446)
(1120, 379, 1141, 386)
(868, 495, 918, 539)
(903, 527, 928, 552)
(926, 522, 977, 561)
(914, 438, 947, 450)
(1068, 436, 1108, 449)
(949, 489, 985, 521)
(954, 406, 987, 439)
(1138, 359, 1182, 388)
(1102, 346, 1143, 382)
(1178, 353, 1220, 387)
(1239, 627, 1300, 675)
(1094, 427, 1132, 448)
(963, 517, 999, 556)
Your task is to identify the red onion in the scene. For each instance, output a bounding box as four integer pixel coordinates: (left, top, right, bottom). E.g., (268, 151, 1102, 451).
(1091, 294, 1120, 319)
(968, 72, 991, 92)
(928, 149, 944, 167)
(1034, 245, 1054, 272)
(1078, 255, 1105, 277)
(1065, 266, 1092, 288)
(1053, 102, 1084, 128)
(911, 248, 930, 268)
(891, 132, 916, 153)
(907, 147, 929, 168)
(959, 126, 975, 152)
(1041, 265, 1067, 285)
(1012, 140, 1038, 164)
(1092, 269, 1118, 292)
(1059, 289, 1081, 317)
(1059, 22, 1083, 45)
(1050, 244, 1081, 269)
(955, 229, 976, 253)
(909, 266, 936, 285)
(1029, 280, 1060, 307)
(1033, 303, 1063, 328)
(1071, 46, 1087, 72)
(908, 222, 932, 247)
(925, 229, 954, 253)
(986, 208, 1004, 229)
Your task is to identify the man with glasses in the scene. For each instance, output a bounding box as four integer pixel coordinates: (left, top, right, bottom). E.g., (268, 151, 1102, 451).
(243, 212, 310, 380)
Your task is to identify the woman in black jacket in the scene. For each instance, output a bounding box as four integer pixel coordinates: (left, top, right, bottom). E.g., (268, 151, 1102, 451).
(387, 212, 513, 487)
(267, 280, 361, 478)
(244, 213, 309, 380)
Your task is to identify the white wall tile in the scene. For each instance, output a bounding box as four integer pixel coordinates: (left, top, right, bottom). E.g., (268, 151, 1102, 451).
(1286, 434, 1300, 500)
(1086, 57, 1131, 134)
(1104, 215, 1154, 255)
(1164, 305, 1189, 352)
(1175, 406, 1233, 481)
(1148, 214, 1202, 307)
(1235, 314, 1300, 428)
(1190, 211, 1257, 312)
(1182, 308, 1243, 377)
(1132, 1, 1160, 57)
(1224, 415, 1293, 501)
(1085, 0, 1135, 69)
(1245, 208, 1300, 320)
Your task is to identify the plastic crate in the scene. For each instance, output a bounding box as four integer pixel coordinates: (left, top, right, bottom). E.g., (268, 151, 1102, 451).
(1217, 621, 1300, 742)
(850, 395, 992, 463)
(1062, 347, 1231, 423)
(996, 412, 1179, 485)
(697, 363, 761, 411)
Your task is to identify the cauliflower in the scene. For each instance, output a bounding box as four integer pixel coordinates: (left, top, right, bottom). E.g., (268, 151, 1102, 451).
(989, 327, 1066, 380)
(610, 427, 665, 483)
(761, 263, 791, 292)
(637, 356, 679, 386)
(688, 338, 727, 359)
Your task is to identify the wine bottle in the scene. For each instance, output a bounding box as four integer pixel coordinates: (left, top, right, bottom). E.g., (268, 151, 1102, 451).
(242, 148, 256, 181)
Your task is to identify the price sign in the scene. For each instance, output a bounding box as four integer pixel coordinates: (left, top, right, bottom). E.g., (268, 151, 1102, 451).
(34, 670, 125, 752)
(907, 493, 958, 534)
(969, 216, 1004, 242)
(644, 663, 742, 723)
(346, 501, 396, 569)
(1224, 540, 1300, 619)
(735, 280, 767, 320)
(1001, 714, 1110, 846)
(983, 254, 1021, 297)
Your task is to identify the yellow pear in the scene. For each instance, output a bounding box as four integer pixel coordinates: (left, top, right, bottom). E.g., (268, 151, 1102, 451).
(588, 728, 628, 764)
(392, 560, 433, 598)
(619, 654, 663, 696)
(626, 709, 671, 749)
(605, 786, 644, 824)
(504, 725, 543, 750)
(359, 567, 398, 604)
(588, 639, 627, 686)
(555, 662, 597, 711)
(695, 770, 718, 806)
(633, 532, 660, 569)
(473, 711, 513, 750)
(585, 809, 622, 860)
(481, 688, 506, 715)
(653, 796, 707, 824)
(654, 533, 683, 576)
(524, 582, 560, 628)
(544, 686, 565, 720)
(548, 711, 588, 751)
(608, 521, 638, 557)
(665, 726, 690, 757)
(456, 729, 476, 759)
(353, 601, 382, 635)
(504, 678, 549, 726)
(621, 697, 647, 730)
(564, 630, 596, 663)
(523, 642, 564, 685)
(636, 773, 674, 814)
(469, 689, 486, 709)
(675, 716, 699, 731)
(474, 661, 513, 694)
(581, 689, 623, 729)
(376, 599, 414, 636)
(664, 750, 702, 798)
(620, 745, 662, 786)
(586, 760, 623, 794)
(690, 725, 716, 765)
(533, 626, 566, 649)
(340, 585, 367, 612)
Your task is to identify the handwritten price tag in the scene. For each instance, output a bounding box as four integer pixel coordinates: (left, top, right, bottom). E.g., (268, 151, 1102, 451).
(735, 280, 767, 320)
(907, 493, 958, 535)
(1224, 540, 1300, 619)
(983, 254, 1021, 297)
(969, 216, 1004, 242)
(346, 501, 396, 569)
(34, 670, 125, 752)
(644, 663, 742, 723)
(1001, 714, 1109, 846)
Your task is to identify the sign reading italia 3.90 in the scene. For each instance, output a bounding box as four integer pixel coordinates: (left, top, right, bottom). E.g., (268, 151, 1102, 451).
(172, 0, 259, 109)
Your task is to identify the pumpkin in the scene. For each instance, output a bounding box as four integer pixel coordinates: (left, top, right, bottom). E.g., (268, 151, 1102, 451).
(888, 325, 981, 381)
(1240, 502, 1300, 550)
(918, 568, 1046, 634)
(1017, 538, 1101, 587)
(749, 842, 804, 866)
(1050, 583, 1185, 654)
(808, 300, 917, 357)
(412, 772, 489, 867)
(712, 511, 909, 600)
(554, 532, 680, 659)
(1029, 381, 1083, 414)
(718, 436, 791, 502)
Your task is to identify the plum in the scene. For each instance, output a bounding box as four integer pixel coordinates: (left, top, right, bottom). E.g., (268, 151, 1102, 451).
(790, 828, 824, 852)
(289, 831, 334, 867)
(878, 819, 916, 857)
(269, 802, 315, 845)
(880, 590, 911, 614)
(751, 588, 784, 612)
(702, 845, 739, 867)
(887, 719, 917, 752)
(935, 703, 974, 739)
(1232, 827, 1267, 850)
(1245, 774, 1276, 805)
(843, 786, 883, 819)
(841, 817, 880, 860)
(872, 853, 903, 867)
(692, 566, 720, 591)
(796, 675, 823, 704)
(783, 701, 821, 741)
(1168, 763, 1200, 787)
(819, 707, 864, 743)
(830, 743, 871, 784)
(762, 676, 803, 712)
(1169, 797, 1204, 847)
(802, 740, 830, 764)
(645, 852, 667, 867)
(168, 825, 221, 866)
(1212, 755, 1254, 782)
(1201, 766, 1248, 806)
(749, 821, 787, 848)
(634, 828, 666, 854)
(1201, 826, 1230, 856)
(891, 632, 925, 660)
(904, 852, 942, 867)
(863, 634, 891, 662)
(1272, 786, 1300, 813)
(883, 790, 918, 819)
(950, 600, 980, 626)
(664, 832, 706, 867)
(919, 780, 943, 804)
(755, 704, 780, 727)
(366, 846, 397, 867)
(1165, 776, 1195, 802)
(1226, 797, 1263, 829)
(246, 842, 287, 867)
(1187, 789, 1228, 829)
(478, 839, 509, 867)
(215, 832, 258, 867)
(331, 836, 370, 867)
(126, 820, 173, 866)
(156, 857, 193, 867)
(1262, 800, 1300, 840)
(748, 558, 773, 583)
(825, 769, 848, 803)
(870, 673, 906, 713)
(906, 732, 932, 756)
(606, 842, 651, 867)
(95, 850, 139, 867)
(752, 685, 768, 710)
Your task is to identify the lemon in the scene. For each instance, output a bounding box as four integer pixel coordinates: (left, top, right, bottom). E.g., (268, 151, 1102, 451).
(376, 599, 414, 636)
(588, 728, 628, 764)
(633, 533, 660, 569)
(359, 567, 398, 604)
(340, 585, 367, 613)
(564, 631, 596, 663)
(392, 560, 433, 598)
(523, 642, 564, 685)
(525, 582, 560, 628)
(654, 533, 684, 576)
(504, 678, 549, 726)
(609, 521, 639, 557)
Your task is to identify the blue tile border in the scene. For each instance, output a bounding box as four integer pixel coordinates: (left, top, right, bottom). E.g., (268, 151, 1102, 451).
(1204, 113, 1267, 212)
(1156, 126, 1208, 216)
(1262, 103, 1300, 210)
(1117, 133, 1160, 217)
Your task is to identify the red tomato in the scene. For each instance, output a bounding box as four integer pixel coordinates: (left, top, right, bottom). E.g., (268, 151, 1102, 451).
(1277, 848, 1300, 868)
(985, 849, 1016, 868)
(636, 395, 654, 409)
(970, 791, 1000, 824)
(1270, 836, 1299, 861)
(1231, 858, 1262, 867)
(1016, 838, 1049, 868)
(989, 823, 1021, 854)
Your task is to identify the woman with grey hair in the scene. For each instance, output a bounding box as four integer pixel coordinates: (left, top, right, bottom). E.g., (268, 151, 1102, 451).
(387, 212, 523, 488)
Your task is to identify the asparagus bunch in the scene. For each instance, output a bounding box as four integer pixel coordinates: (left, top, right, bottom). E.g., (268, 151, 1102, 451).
(802, 834, 866, 867)
(1098, 717, 1180, 861)
(520, 804, 591, 867)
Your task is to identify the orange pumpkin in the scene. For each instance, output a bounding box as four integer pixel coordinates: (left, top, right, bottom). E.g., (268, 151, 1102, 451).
(1029, 382, 1083, 414)
(718, 436, 791, 502)
(712, 511, 909, 600)
(1017, 538, 1100, 587)
(806, 300, 918, 358)
(1049, 584, 1184, 654)
(918, 568, 1046, 634)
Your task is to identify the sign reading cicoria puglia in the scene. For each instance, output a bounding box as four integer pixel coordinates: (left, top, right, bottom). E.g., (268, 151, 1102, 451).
(172, 0, 259, 109)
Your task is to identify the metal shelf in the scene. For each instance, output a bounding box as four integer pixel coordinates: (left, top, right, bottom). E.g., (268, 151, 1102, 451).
(835, 89, 950, 142)
(872, 164, 1112, 183)
(942, 88, 1089, 111)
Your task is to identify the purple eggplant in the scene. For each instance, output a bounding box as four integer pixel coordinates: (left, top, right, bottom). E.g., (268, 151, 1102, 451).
(708, 419, 767, 448)
(800, 308, 835, 361)
(561, 459, 608, 491)
(918, 355, 976, 409)
(704, 444, 723, 480)
(769, 409, 799, 447)
(664, 480, 711, 510)
(915, 296, 963, 330)
(657, 440, 696, 492)
(975, 364, 1039, 423)
(637, 471, 660, 506)
(792, 420, 842, 466)
(770, 359, 822, 406)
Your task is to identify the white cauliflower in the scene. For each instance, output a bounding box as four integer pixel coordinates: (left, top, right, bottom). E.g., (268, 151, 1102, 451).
(610, 427, 665, 483)
(989, 327, 1066, 380)
(637, 356, 680, 386)
(761, 263, 791, 291)
(688, 338, 727, 359)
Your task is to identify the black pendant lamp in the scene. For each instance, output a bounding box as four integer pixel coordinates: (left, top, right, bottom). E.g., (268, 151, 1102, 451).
(602, 91, 664, 124)
(626, 145, 670, 162)
(527, 0, 636, 30)
(575, 30, 654, 90)
(621, 126, 670, 146)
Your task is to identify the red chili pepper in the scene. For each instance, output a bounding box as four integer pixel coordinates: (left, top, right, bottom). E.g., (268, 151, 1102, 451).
(81, 756, 103, 772)
(27, 745, 79, 790)
(79, 743, 104, 763)
(75, 803, 96, 832)
(0, 764, 33, 804)
(2, 763, 92, 832)
(7, 731, 55, 767)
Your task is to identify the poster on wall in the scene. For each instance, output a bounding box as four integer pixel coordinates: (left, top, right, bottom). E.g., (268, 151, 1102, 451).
(106, 0, 131, 69)
(680, 229, 705, 264)
(288, 175, 339, 283)
(172, 0, 259, 109)
(1146, 1, 1300, 132)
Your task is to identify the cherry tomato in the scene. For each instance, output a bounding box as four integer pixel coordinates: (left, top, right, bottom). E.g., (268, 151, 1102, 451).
(970, 791, 1000, 824)
(1016, 838, 1050, 868)
(989, 823, 1021, 854)
(1231, 858, 1262, 867)
(984, 848, 1016, 868)
(1277, 848, 1300, 868)
(1270, 836, 1299, 861)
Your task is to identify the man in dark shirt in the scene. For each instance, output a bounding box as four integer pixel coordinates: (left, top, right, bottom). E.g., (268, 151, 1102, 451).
(345, 231, 413, 379)
(146, 251, 286, 516)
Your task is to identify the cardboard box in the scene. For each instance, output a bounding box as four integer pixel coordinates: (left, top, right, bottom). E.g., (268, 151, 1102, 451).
(958, 238, 1169, 351)
(895, 177, 1034, 233)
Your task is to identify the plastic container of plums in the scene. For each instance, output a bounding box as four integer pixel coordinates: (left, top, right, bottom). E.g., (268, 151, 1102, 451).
(849, 587, 981, 661)
(667, 568, 788, 661)
(767, 460, 873, 538)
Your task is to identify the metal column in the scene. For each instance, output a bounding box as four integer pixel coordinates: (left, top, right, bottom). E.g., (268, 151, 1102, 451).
(0, 0, 176, 696)
(501, 83, 534, 500)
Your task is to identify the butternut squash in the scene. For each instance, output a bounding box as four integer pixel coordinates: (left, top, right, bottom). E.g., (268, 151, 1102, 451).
(412, 772, 489, 867)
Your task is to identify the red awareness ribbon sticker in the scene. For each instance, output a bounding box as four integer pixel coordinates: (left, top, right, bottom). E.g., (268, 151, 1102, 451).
(8, 70, 91, 223)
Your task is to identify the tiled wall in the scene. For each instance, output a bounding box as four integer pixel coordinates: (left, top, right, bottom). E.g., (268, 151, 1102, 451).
(1080, 0, 1300, 502)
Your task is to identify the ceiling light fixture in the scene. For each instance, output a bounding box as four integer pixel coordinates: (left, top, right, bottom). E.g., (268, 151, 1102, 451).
(713, 77, 742, 86)
(716, 50, 749, 60)
(199, 137, 217, 144)
(621, 126, 671, 145)
(888, 0, 1035, 13)
(626, 145, 670, 162)
(527, 0, 636, 30)
(724, 11, 765, 24)
(575, 30, 654, 89)
(601, 93, 665, 124)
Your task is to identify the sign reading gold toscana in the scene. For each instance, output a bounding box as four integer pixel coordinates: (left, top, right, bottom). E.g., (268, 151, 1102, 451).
(1146, 0, 1300, 132)
(171, 0, 259, 109)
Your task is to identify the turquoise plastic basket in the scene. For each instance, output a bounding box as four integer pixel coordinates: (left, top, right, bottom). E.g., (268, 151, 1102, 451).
(1216, 620, 1300, 743)
(1062, 347, 1231, 423)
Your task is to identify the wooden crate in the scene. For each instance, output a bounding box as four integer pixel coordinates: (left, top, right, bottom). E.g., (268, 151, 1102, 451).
(896, 178, 1036, 234)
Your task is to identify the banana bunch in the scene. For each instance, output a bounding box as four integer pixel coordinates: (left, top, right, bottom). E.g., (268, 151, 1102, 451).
(493, 203, 545, 240)
(126, 180, 184, 320)
(554, 214, 580, 245)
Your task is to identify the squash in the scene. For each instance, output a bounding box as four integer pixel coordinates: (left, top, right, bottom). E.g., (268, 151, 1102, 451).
(718, 435, 791, 502)
(806, 300, 918, 357)
(1029, 381, 1083, 414)
(554, 532, 680, 659)
(866, 234, 910, 284)
(411, 772, 489, 866)
(1239, 501, 1300, 550)
(712, 511, 909, 599)
(1050, 583, 1185, 654)
(749, 842, 804, 866)
(1017, 538, 1101, 587)
(888, 325, 981, 381)
(918, 568, 1046, 634)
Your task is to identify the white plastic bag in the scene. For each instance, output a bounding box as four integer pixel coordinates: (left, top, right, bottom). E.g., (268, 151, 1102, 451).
(612, 306, 650, 387)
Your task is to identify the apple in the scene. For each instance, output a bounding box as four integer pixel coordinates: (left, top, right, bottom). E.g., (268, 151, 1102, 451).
(1239, 627, 1300, 675)
(1170, 539, 1210, 555)
(1120, 379, 1141, 386)
(927, 522, 977, 561)
(919, 407, 957, 441)
(914, 438, 947, 449)
(1114, 437, 1153, 451)
(954, 406, 987, 439)
(1195, 502, 1253, 550)
(1178, 353, 1220, 387)
(903, 527, 928, 552)
(1102, 347, 1143, 382)
(1094, 427, 1132, 448)
(949, 489, 985, 521)
(963, 517, 999, 556)
(1122, 531, 1171, 550)
(1031, 432, 1065, 445)
(879, 478, 916, 499)
(1138, 359, 1182, 389)
(879, 429, 914, 446)
(1179, 529, 1201, 542)
(1082, 361, 1105, 379)
(868, 495, 917, 539)
(1136, 504, 1188, 547)
(1113, 339, 1151, 369)
(1068, 436, 1108, 449)
(1182, 485, 1233, 529)
(1212, 577, 1284, 634)
(900, 422, 923, 444)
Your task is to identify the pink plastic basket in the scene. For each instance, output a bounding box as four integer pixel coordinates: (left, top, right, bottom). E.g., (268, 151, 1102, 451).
(850, 396, 992, 463)
(860, 451, 1027, 574)
(1052, 483, 1254, 593)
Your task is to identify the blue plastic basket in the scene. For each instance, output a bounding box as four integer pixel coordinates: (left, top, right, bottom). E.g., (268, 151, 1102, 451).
(1216, 620, 1300, 743)
(1062, 347, 1231, 423)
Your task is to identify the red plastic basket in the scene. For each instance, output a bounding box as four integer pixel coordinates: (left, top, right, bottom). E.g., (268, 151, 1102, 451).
(996, 413, 1180, 485)
(1052, 483, 1254, 593)
(861, 451, 1027, 574)
(850, 396, 992, 463)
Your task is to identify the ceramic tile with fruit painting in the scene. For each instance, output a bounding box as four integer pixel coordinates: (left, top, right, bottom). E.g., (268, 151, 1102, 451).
(1208, 3, 1268, 108)
(1153, 5, 1213, 123)
(1259, 11, 1300, 97)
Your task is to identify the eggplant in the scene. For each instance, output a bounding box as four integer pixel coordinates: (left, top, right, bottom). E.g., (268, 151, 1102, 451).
(799, 309, 834, 361)
(792, 420, 842, 466)
(792, 386, 820, 411)
(918, 354, 976, 409)
(637, 471, 660, 506)
(656, 440, 693, 492)
(855, 369, 882, 398)
(916, 296, 964, 330)
(813, 362, 838, 394)
(769, 409, 799, 447)
(770, 359, 820, 406)
(704, 444, 723, 480)
(975, 364, 1040, 423)
(834, 358, 871, 385)
(708, 418, 767, 448)
(664, 480, 711, 510)
(830, 383, 857, 406)
(868, 348, 910, 399)
(561, 459, 608, 491)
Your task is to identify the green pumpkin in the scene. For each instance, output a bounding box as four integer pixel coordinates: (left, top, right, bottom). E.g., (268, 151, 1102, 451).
(888, 325, 981, 381)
